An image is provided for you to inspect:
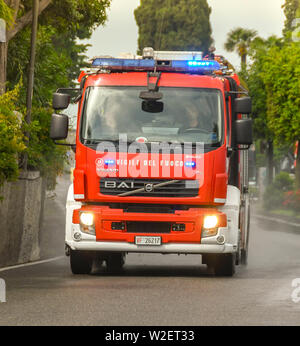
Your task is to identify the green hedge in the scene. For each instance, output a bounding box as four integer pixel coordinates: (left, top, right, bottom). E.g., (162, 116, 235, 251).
(0, 84, 67, 190)
(263, 171, 295, 210)
(0, 85, 25, 186)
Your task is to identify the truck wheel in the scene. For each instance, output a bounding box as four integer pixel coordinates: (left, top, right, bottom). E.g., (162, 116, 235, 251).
(106, 253, 125, 273)
(208, 253, 236, 277)
(70, 250, 93, 275)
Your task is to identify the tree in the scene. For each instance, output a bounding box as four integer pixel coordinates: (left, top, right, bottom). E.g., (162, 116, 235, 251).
(0, 0, 111, 94)
(134, 0, 213, 54)
(244, 36, 283, 184)
(282, 0, 300, 36)
(0, 0, 111, 184)
(224, 27, 257, 69)
(260, 42, 300, 187)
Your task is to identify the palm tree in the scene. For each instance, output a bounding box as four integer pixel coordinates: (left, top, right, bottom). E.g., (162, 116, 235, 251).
(224, 28, 258, 68)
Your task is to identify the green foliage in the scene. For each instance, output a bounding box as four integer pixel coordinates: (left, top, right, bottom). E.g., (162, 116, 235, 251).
(0, 84, 26, 186)
(7, 25, 73, 106)
(37, 0, 112, 39)
(271, 171, 294, 191)
(260, 43, 300, 144)
(0, 0, 13, 26)
(7, 0, 113, 104)
(224, 27, 257, 67)
(244, 36, 283, 141)
(242, 33, 300, 187)
(263, 172, 295, 209)
(134, 0, 213, 54)
(1, 0, 111, 188)
(25, 107, 67, 188)
(282, 0, 300, 36)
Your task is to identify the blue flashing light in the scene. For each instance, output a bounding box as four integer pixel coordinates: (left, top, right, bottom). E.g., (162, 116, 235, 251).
(172, 60, 220, 71)
(185, 161, 196, 168)
(188, 61, 213, 67)
(104, 159, 116, 165)
(91, 58, 220, 74)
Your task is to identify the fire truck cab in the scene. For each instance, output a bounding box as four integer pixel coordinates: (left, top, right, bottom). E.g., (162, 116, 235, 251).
(50, 48, 252, 277)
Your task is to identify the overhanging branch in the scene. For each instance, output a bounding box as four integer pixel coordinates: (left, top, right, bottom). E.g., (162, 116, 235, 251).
(7, 0, 52, 41)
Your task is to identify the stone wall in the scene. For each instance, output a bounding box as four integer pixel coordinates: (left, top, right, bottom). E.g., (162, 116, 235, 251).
(0, 171, 46, 267)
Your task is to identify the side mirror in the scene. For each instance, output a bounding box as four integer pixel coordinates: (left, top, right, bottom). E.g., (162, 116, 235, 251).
(50, 113, 69, 140)
(142, 100, 164, 113)
(235, 97, 252, 114)
(235, 119, 253, 146)
(53, 93, 71, 110)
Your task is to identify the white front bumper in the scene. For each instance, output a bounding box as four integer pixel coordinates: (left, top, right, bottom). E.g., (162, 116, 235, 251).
(67, 224, 235, 254)
(67, 239, 235, 254)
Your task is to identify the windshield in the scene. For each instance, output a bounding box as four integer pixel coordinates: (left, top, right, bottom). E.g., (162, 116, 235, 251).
(81, 86, 223, 146)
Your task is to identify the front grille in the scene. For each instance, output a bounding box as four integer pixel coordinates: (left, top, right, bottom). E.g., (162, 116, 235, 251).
(126, 221, 171, 233)
(100, 178, 199, 197)
(125, 205, 175, 213)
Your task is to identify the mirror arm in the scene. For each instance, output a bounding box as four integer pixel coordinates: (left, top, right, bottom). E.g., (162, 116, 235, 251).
(73, 94, 82, 103)
(237, 145, 251, 151)
(54, 140, 76, 148)
(227, 144, 251, 157)
(225, 91, 249, 97)
(227, 147, 235, 157)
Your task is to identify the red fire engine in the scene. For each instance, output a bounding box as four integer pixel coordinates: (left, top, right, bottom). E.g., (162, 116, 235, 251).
(50, 48, 253, 276)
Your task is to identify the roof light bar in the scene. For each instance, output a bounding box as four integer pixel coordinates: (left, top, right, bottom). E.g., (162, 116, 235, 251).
(91, 58, 220, 74)
(91, 58, 155, 70)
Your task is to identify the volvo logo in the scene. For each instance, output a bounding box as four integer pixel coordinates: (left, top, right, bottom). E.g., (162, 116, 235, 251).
(144, 183, 154, 193)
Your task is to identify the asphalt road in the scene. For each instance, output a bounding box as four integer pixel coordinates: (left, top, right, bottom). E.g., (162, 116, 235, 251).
(0, 176, 300, 326)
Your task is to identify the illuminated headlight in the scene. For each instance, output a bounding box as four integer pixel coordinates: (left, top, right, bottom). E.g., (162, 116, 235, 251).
(80, 212, 94, 226)
(79, 212, 95, 235)
(202, 215, 218, 238)
(203, 215, 218, 229)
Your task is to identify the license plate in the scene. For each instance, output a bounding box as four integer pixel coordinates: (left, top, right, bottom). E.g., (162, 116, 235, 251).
(135, 236, 162, 246)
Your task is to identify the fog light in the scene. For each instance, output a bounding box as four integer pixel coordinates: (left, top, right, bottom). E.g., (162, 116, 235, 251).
(202, 228, 218, 238)
(203, 215, 218, 229)
(216, 235, 225, 244)
(111, 222, 125, 230)
(73, 231, 82, 241)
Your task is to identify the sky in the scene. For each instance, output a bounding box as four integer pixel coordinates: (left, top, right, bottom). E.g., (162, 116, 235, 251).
(83, 0, 286, 69)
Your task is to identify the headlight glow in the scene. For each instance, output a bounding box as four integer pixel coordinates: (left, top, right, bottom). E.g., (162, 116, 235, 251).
(203, 215, 218, 229)
(80, 212, 94, 226)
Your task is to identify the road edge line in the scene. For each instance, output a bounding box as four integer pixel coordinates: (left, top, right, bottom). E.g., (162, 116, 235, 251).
(0, 256, 64, 272)
(254, 214, 300, 228)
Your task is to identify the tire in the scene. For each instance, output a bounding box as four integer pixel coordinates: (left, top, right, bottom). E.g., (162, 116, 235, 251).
(207, 253, 236, 277)
(70, 250, 93, 275)
(106, 253, 125, 273)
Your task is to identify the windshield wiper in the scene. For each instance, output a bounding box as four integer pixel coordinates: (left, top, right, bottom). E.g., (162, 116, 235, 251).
(83, 139, 136, 146)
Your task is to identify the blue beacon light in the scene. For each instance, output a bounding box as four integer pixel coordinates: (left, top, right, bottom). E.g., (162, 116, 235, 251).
(104, 159, 116, 166)
(91, 58, 220, 73)
(185, 161, 196, 168)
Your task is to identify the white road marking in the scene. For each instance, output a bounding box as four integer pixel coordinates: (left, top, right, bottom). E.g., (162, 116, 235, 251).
(0, 256, 64, 272)
(254, 214, 300, 228)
